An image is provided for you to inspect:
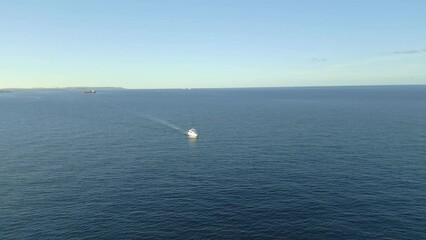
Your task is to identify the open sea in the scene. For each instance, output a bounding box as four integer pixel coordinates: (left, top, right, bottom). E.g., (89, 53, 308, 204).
(1, 85, 425, 239)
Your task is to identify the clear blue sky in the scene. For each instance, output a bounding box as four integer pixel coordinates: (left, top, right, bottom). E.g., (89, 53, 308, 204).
(1, 0, 425, 88)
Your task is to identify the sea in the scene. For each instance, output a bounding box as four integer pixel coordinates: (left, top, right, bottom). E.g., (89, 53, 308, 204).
(1, 85, 425, 239)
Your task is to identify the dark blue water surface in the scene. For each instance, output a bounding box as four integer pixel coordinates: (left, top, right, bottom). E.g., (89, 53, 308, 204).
(1, 86, 426, 239)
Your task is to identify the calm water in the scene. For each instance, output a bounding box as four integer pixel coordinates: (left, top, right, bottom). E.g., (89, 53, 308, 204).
(1, 86, 426, 239)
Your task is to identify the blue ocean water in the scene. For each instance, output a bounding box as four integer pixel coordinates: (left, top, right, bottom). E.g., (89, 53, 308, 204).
(1, 86, 425, 239)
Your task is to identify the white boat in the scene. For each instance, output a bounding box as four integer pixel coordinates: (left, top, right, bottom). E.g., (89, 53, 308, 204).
(187, 128, 198, 138)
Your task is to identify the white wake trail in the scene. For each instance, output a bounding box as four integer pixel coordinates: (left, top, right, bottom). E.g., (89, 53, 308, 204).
(103, 100, 186, 134)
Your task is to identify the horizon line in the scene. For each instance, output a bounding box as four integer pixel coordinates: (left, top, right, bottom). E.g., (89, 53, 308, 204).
(1, 83, 426, 91)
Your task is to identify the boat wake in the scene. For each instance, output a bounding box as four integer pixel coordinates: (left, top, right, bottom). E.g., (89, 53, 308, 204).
(102, 100, 186, 134)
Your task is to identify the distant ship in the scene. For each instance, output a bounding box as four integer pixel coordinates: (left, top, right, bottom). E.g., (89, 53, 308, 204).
(83, 90, 96, 94)
(187, 128, 198, 138)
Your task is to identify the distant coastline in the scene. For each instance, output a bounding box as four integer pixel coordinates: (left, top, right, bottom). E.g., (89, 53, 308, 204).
(1, 84, 425, 92)
(0, 87, 125, 92)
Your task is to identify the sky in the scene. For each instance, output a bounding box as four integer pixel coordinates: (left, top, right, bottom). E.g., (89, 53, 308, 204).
(0, 0, 425, 89)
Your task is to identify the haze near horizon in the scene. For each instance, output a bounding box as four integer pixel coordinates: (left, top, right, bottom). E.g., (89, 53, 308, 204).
(1, 0, 425, 89)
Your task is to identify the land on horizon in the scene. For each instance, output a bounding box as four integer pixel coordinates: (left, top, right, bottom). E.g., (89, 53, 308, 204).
(0, 87, 125, 91)
(1, 84, 425, 92)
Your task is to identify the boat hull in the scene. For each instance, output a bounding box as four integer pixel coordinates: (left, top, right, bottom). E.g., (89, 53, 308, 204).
(187, 133, 198, 138)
